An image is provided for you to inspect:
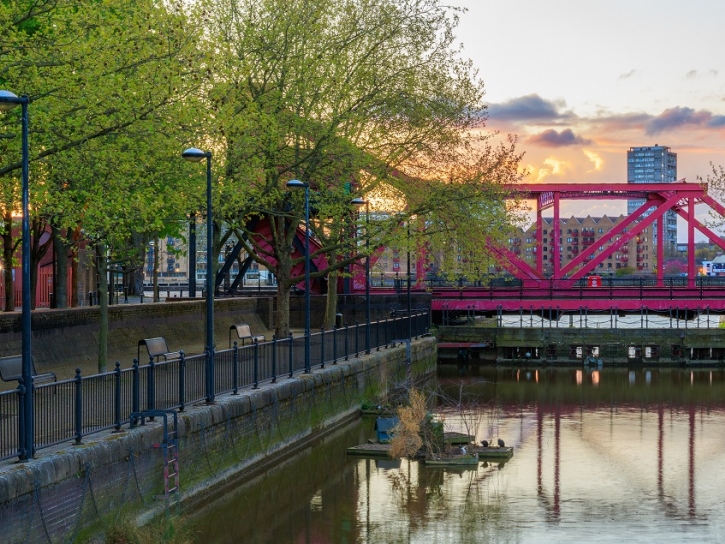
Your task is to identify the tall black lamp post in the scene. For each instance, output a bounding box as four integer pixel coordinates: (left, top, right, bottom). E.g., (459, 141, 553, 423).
(351, 198, 370, 353)
(407, 225, 412, 341)
(287, 179, 311, 373)
(182, 147, 215, 402)
(0, 90, 32, 458)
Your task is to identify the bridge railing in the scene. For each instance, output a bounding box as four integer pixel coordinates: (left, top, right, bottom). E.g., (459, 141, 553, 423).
(428, 275, 725, 291)
(0, 310, 429, 462)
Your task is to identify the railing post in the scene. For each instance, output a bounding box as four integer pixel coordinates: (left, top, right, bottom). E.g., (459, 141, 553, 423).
(344, 322, 349, 361)
(232, 342, 239, 395)
(148, 356, 156, 412)
(17, 381, 26, 460)
(355, 321, 360, 357)
(288, 333, 294, 377)
(74, 368, 83, 445)
(320, 327, 325, 368)
(333, 325, 338, 364)
(207, 346, 216, 404)
(272, 335, 277, 383)
(179, 350, 186, 410)
(385, 316, 390, 347)
(131, 359, 139, 425)
(114, 362, 122, 431)
(253, 339, 259, 389)
(376, 315, 381, 351)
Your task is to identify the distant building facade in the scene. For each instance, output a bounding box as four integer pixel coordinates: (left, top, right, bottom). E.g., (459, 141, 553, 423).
(626, 145, 677, 250)
(511, 215, 653, 276)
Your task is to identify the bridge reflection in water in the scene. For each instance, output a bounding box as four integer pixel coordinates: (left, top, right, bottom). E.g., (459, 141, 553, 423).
(188, 367, 725, 543)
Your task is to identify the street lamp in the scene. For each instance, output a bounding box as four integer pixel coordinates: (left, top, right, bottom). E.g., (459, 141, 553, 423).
(182, 147, 215, 402)
(287, 179, 311, 373)
(0, 90, 32, 459)
(407, 224, 412, 341)
(351, 197, 370, 353)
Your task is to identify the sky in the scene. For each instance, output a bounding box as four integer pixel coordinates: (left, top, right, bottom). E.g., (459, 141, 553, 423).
(451, 0, 725, 232)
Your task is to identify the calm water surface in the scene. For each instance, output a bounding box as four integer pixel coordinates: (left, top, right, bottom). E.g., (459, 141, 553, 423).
(189, 366, 725, 543)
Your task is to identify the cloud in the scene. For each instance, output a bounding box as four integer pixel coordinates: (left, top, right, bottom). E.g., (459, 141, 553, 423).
(528, 128, 591, 147)
(583, 150, 603, 171)
(619, 69, 637, 80)
(686, 70, 698, 79)
(645, 106, 725, 134)
(710, 69, 719, 77)
(488, 94, 570, 123)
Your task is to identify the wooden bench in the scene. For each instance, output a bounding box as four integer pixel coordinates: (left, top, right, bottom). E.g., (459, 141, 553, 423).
(0, 355, 57, 384)
(137, 337, 182, 363)
(229, 324, 265, 348)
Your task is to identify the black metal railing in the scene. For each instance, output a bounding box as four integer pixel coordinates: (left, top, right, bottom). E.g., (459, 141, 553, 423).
(0, 311, 428, 462)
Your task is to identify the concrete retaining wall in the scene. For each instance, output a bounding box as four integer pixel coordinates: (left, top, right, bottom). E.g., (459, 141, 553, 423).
(0, 336, 437, 543)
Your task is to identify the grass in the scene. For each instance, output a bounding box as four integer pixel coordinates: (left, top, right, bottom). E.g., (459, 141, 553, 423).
(104, 518, 194, 544)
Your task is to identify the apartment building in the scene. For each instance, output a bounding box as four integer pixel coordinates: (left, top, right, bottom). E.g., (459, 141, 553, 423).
(512, 215, 653, 276)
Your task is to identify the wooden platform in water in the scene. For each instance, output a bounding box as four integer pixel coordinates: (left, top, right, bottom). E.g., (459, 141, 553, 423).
(425, 454, 479, 467)
(443, 432, 475, 445)
(469, 445, 514, 459)
(346, 443, 392, 458)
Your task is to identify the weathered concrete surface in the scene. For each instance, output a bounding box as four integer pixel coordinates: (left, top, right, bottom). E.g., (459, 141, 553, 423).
(0, 336, 437, 543)
(0, 298, 271, 380)
(0, 293, 431, 382)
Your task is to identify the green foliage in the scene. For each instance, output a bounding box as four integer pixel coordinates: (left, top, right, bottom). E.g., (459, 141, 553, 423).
(104, 517, 192, 544)
(1, 0, 524, 335)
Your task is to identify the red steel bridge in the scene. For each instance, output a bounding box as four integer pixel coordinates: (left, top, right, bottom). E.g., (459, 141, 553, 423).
(215, 181, 725, 315)
(356, 182, 725, 315)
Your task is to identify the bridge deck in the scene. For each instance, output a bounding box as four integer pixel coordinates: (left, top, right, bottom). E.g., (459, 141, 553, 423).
(429, 286, 725, 312)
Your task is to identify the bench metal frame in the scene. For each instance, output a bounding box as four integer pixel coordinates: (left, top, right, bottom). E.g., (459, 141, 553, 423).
(0, 355, 57, 384)
(229, 323, 265, 348)
(138, 337, 182, 363)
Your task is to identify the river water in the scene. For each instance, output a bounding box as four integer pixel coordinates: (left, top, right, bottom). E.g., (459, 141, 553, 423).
(188, 366, 725, 543)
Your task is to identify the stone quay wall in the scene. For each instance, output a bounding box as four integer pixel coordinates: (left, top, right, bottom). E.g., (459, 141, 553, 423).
(0, 337, 437, 543)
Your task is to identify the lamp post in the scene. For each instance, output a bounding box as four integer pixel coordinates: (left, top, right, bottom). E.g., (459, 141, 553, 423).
(407, 224, 412, 341)
(287, 179, 311, 373)
(351, 198, 370, 353)
(1, 91, 32, 456)
(0, 90, 32, 459)
(182, 147, 215, 402)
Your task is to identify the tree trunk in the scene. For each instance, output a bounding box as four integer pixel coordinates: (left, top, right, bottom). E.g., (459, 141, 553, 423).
(51, 224, 69, 308)
(96, 243, 109, 373)
(275, 280, 291, 338)
(1, 210, 14, 312)
(323, 267, 339, 330)
(153, 234, 159, 302)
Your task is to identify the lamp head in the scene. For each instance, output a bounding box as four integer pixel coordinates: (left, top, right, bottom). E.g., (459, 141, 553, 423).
(0, 90, 20, 112)
(181, 147, 207, 162)
(350, 197, 366, 207)
(286, 179, 308, 190)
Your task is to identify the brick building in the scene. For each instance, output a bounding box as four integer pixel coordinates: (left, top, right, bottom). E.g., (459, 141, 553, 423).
(511, 215, 653, 277)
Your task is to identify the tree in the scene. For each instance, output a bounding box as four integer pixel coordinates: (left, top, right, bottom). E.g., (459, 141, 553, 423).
(203, 0, 523, 335)
(1, 0, 208, 315)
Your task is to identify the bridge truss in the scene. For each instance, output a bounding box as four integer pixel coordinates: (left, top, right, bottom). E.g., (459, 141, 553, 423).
(433, 181, 725, 314)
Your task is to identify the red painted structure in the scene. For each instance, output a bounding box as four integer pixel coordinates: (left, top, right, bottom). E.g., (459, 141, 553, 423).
(378, 182, 725, 314)
(219, 181, 725, 314)
(492, 181, 725, 284)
